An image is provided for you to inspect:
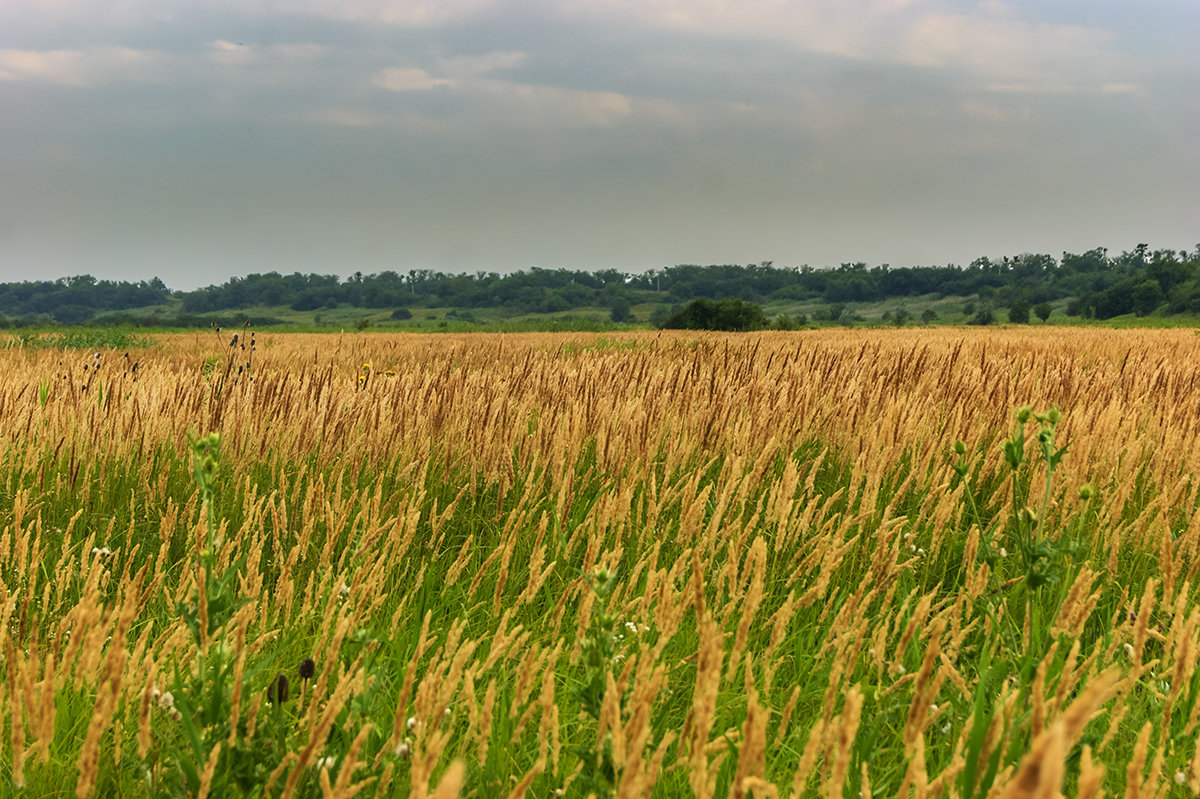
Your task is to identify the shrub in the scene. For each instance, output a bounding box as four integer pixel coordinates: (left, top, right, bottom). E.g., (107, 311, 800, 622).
(658, 298, 768, 331)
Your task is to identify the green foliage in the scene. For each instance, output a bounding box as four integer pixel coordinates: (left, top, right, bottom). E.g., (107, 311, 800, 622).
(609, 296, 633, 323)
(4, 329, 151, 350)
(1008, 298, 1031, 324)
(1034, 302, 1052, 323)
(152, 433, 337, 796)
(8, 243, 1200, 330)
(659, 298, 768, 331)
(968, 307, 995, 326)
(773, 313, 807, 330)
(1131, 279, 1163, 316)
(951, 407, 1084, 653)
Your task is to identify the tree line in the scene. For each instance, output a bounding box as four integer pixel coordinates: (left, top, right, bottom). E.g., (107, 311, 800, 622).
(1, 244, 1197, 326)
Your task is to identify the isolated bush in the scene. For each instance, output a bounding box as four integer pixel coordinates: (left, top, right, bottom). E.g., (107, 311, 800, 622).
(658, 298, 768, 331)
(610, 296, 633, 323)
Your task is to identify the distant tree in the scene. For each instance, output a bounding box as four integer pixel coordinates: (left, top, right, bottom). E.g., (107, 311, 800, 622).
(921, 309, 937, 325)
(774, 313, 806, 330)
(609, 296, 632, 323)
(53, 304, 95, 324)
(390, 308, 413, 320)
(962, 301, 976, 317)
(1131, 279, 1163, 316)
(892, 306, 910, 326)
(648, 305, 673, 327)
(1034, 302, 1052, 323)
(291, 292, 324, 311)
(1008, 298, 1031, 324)
(823, 303, 847, 323)
(968, 307, 995, 326)
(659, 298, 767, 331)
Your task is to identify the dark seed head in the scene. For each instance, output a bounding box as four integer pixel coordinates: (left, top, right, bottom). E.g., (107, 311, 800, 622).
(299, 658, 315, 680)
(267, 673, 290, 704)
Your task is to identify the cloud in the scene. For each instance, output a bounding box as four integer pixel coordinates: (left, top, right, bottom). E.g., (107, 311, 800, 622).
(270, 0, 500, 26)
(205, 39, 327, 68)
(0, 46, 165, 86)
(478, 81, 636, 129)
(558, 0, 1133, 95)
(372, 67, 455, 92)
(899, 4, 1125, 93)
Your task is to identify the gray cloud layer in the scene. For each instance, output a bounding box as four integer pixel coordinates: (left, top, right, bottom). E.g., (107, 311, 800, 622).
(1, 1, 1196, 289)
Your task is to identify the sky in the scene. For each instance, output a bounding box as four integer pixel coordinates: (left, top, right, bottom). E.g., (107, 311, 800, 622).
(0, 1, 1197, 291)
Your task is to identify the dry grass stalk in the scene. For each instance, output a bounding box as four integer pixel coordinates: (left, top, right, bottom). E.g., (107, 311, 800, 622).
(9, 329, 1200, 795)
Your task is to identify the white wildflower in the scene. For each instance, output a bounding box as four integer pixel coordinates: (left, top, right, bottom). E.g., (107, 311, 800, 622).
(315, 756, 336, 771)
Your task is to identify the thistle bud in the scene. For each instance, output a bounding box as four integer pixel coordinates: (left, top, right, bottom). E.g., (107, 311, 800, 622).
(267, 673, 290, 704)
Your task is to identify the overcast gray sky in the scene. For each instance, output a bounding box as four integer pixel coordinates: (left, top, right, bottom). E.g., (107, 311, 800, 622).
(1, 1, 1196, 290)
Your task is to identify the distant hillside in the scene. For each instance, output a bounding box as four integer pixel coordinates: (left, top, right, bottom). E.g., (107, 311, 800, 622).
(2, 243, 1198, 327)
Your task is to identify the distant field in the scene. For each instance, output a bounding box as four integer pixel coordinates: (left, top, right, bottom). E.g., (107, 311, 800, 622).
(3, 328, 1200, 796)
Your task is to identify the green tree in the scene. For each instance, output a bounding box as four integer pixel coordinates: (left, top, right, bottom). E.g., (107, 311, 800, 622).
(1034, 302, 1052, 323)
(1008, 298, 1031, 324)
(921, 309, 937, 325)
(824, 302, 847, 323)
(648, 304, 673, 327)
(53, 304, 95, 324)
(1131, 279, 1163, 316)
(969, 307, 995, 326)
(610, 296, 633, 323)
(659, 298, 768, 331)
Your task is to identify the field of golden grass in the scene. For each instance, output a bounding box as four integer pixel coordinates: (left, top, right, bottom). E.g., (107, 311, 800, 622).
(3, 327, 1200, 797)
